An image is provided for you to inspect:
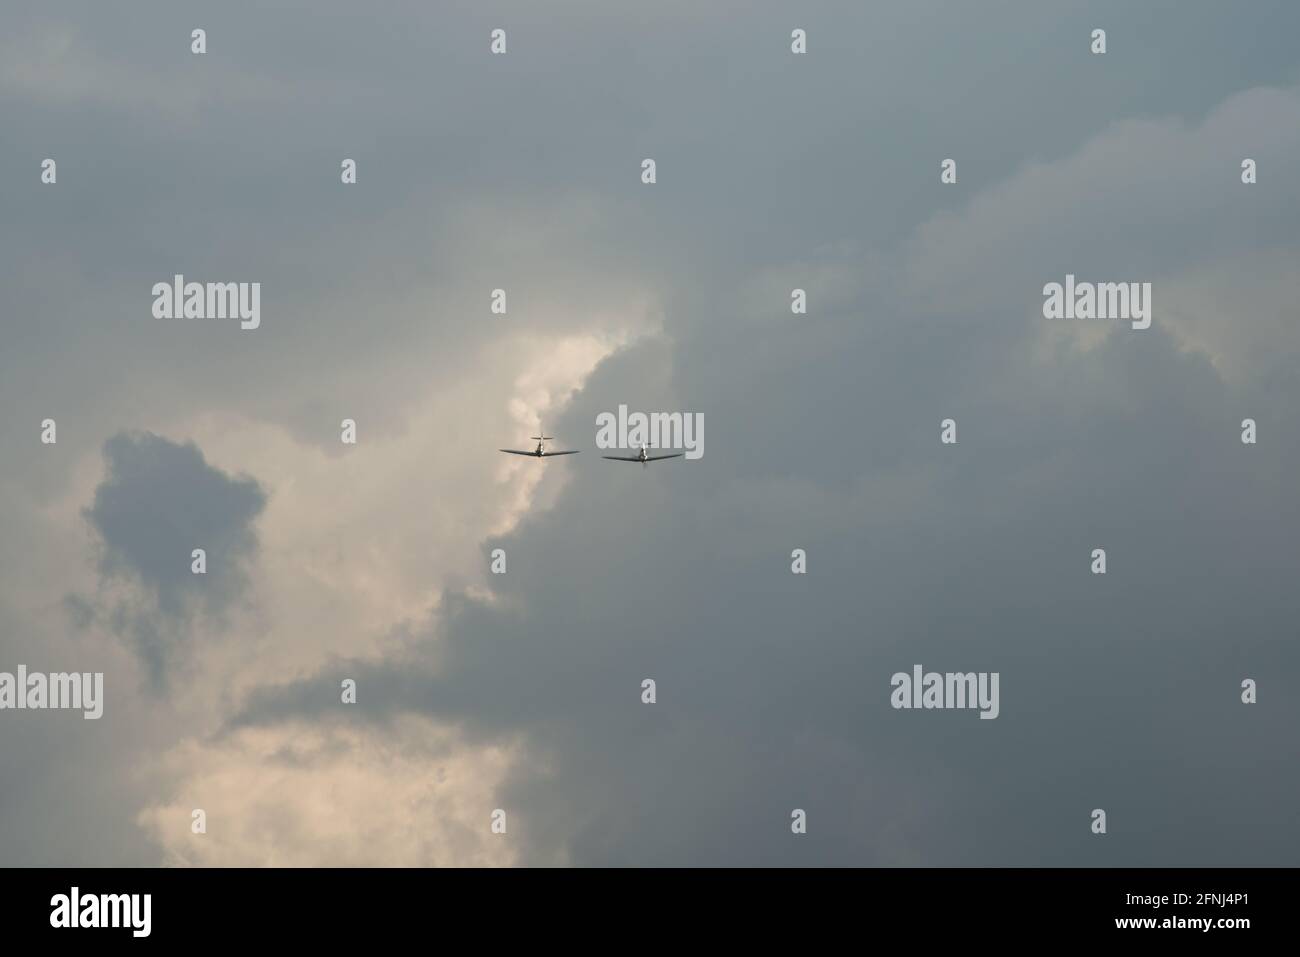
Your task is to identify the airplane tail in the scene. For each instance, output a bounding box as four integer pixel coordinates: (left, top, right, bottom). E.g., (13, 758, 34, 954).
(531, 425, 553, 440)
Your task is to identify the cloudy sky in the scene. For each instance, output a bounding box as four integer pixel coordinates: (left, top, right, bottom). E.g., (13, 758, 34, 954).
(2, 0, 1298, 866)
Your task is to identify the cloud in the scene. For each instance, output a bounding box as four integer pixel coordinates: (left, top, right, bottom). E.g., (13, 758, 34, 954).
(227, 81, 1300, 866)
(137, 718, 520, 867)
(79, 432, 266, 685)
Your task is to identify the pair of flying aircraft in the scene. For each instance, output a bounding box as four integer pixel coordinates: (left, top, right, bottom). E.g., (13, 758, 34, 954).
(499, 429, 682, 466)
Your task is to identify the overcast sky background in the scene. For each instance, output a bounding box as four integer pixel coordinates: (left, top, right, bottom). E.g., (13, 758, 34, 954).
(2, 0, 1298, 866)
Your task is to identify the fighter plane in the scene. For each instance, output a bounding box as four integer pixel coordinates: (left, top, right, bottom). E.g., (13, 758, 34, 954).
(601, 444, 684, 466)
(499, 429, 580, 458)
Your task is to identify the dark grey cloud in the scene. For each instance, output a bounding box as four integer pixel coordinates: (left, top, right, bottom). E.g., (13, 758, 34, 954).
(80, 431, 265, 685)
(233, 306, 1300, 866)
(227, 66, 1300, 863)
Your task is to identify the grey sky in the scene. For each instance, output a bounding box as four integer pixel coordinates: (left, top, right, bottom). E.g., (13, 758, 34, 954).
(1, 0, 1298, 866)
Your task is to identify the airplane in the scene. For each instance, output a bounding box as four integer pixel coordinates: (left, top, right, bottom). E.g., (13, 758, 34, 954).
(499, 428, 580, 458)
(601, 444, 684, 466)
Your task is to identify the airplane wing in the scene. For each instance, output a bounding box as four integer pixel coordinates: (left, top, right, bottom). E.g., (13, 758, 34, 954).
(644, 453, 684, 461)
(542, 450, 580, 456)
(601, 455, 644, 461)
(499, 449, 537, 456)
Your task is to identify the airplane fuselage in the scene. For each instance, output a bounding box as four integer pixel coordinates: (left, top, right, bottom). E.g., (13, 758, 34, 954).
(499, 430, 577, 459)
